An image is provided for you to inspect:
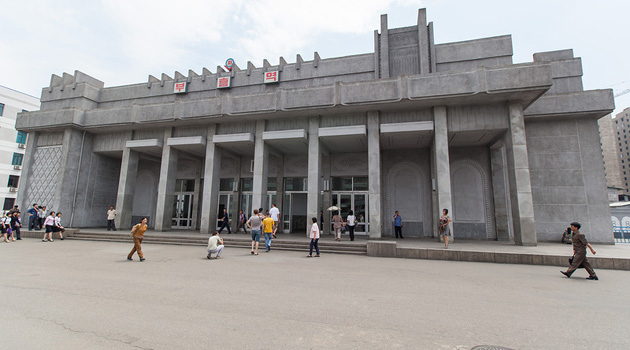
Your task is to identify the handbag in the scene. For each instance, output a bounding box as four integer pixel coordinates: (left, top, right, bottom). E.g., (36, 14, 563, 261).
(129, 224, 138, 237)
(568, 255, 585, 269)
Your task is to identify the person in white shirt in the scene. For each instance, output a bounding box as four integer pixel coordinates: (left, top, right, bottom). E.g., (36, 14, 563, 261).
(307, 217, 320, 258)
(207, 231, 224, 259)
(1, 213, 12, 243)
(346, 210, 356, 241)
(42, 211, 56, 242)
(54, 212, 64, 240)
(107, 205, 117, 231)
(269, 204, 280, 238)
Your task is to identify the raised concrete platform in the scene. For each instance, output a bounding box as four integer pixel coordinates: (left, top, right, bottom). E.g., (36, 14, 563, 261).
(64, 228, 630, 270)
(369, 239, 630, 271)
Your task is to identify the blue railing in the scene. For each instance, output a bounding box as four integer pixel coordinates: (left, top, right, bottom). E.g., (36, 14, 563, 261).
(613, 226, 630, 243)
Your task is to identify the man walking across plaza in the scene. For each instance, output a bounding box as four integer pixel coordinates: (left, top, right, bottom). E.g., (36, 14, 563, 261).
(269, 203, 280, 238)
(561, 222, 598, 280)
(206, 231, 224, 259)
(27, 203, 38, 231)
(263, 211, 274, 252)
(247, 209, 262, 255)
(218, 208, 231, 234)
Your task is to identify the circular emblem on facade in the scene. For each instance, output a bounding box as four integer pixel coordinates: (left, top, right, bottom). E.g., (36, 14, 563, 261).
(224, 58, 234, 71)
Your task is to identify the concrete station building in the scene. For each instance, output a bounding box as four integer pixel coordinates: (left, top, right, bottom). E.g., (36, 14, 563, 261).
(16, 9, 614, 244)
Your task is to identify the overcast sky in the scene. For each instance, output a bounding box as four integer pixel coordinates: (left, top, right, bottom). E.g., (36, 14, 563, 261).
(2, 0, 629, 115)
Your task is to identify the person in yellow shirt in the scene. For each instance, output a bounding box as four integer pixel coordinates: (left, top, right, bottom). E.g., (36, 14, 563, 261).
(127, 217, 148, 261)
(262, 212, 274, 253)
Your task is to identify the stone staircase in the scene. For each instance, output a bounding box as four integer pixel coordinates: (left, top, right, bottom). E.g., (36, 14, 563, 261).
(69, 231, 368, 255)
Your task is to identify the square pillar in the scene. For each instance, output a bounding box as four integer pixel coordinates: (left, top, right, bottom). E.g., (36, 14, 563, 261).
(307, 116, 322, 236)
(490, 141, 514, 241)
(192, 177, 201, 230)
(200, 125, 221, 234)
(252, 120, 269, 211)
(16, 131, 39, 211)
(432, 106, 453, 241)
(367, 111, 382, 238)
(155, 128, 178, 231)
(275, 156, 285, 223)
(115, 147, 139, 230)
(506, 102, 537, 246)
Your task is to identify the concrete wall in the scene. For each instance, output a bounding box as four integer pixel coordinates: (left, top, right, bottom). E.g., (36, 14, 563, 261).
(435, 35, 513, 73)
(449, 147, 496, 239)
(381, 149, 432, 237)
(526, 119, 613, 243)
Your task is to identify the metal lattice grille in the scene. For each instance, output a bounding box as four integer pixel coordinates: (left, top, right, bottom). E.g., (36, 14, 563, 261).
(26, 146, 62, 207)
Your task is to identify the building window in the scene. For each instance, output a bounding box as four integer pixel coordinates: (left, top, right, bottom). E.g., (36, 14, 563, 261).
(3, 198, 14, 211)
(7, 175, 18, 188)
(219, 178, 235, 191)
(11, 153, 23, 166)
(16, 131, 27, 144)
(0, 103, 4, 116)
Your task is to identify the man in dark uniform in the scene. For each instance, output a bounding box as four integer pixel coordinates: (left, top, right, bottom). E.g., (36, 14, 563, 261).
(218, 208, 231, 234)
(561, 222, 599, 280)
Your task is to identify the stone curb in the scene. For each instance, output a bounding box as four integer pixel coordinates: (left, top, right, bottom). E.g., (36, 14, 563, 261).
(367, 241, 630, 271)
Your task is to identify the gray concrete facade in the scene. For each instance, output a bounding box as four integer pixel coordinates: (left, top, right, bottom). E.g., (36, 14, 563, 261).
(16, 9, 615, 243)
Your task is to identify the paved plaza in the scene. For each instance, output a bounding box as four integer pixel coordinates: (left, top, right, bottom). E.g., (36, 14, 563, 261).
(2, 239, 629, 350)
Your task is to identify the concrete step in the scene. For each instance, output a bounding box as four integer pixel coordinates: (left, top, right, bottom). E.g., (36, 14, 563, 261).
(70, 232, 367, 255)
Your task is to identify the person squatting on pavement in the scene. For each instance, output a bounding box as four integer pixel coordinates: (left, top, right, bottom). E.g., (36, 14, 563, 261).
(206, 231, 224, 259)
(561, 222, 599, 280)
(127, 218, 148, 262)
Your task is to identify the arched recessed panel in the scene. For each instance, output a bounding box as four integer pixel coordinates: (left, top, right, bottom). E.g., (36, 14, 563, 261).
(452, 167, 484, 222)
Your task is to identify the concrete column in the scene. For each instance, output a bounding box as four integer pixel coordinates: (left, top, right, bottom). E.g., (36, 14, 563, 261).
(379, 14, 389, 79)
(506, 102, 537, 245)
(115, 147, 139, 229)
(490, 142, 513, 241)
(192, 176, 201, 230)
(307, 116, 322, 236)
(232, 158, 242, 223)
(322, 154, 332, 235)
(252, 120, 269, 211)
(155, 129, 178, 231)
(433, 106, 453, 241)
(275, 156, 285, 226)
(200, 125, 221, 234)
(16, 131, 39, 211)
(367, 111, 382, 238)
(417, 8, 430, 75)
(54, 129, 84, 218)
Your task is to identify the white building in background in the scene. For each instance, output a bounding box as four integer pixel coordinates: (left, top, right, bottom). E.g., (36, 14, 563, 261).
(0, 85, 40, 211)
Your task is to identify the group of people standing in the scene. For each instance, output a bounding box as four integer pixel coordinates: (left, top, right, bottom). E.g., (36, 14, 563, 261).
(244, 204, 280, 255)
(2, 206, 22, 242)
(2, 203, 65, 243)
(26, 203, 47, 231)
(330, 210, 358, 241)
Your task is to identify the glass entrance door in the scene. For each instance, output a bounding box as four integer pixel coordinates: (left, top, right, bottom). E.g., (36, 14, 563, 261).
(332, 192, 368, 235)
(217, 193, 233, 229)
(172, 194, 193, 229)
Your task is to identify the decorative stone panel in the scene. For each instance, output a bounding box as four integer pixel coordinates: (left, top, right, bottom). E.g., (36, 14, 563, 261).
(26, 146, 62, 207)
